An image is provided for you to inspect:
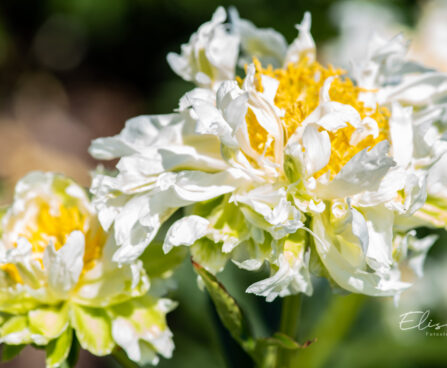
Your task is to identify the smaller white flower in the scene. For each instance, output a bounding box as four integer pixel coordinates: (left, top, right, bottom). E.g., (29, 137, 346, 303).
(0, 172, 176, 366)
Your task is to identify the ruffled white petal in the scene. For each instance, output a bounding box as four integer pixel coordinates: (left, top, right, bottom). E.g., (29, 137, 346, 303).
(43, 231, 85, 296)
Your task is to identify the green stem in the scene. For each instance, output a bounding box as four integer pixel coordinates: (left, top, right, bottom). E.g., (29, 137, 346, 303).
(111, 349, 139, 368)
(293, 294, 365, 368)
(277, 294, 301, 367)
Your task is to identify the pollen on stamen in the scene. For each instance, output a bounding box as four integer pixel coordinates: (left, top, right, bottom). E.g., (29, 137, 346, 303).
(242, 57, 390, 178)
(2, 200, 106, 283)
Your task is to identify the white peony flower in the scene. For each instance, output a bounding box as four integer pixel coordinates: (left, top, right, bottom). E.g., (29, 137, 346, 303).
(90, 9, 447, 301)
(0, 172, 176, 366)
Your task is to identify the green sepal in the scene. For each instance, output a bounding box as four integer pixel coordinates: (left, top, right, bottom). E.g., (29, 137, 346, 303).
(192, 261, 255, 354)
(70, 305, 115, 356)
(1, 343, 25, 361)
(45, 327, 73, 368)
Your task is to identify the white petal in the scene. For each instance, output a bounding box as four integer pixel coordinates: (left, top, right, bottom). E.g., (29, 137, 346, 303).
(363, 206, 394, 271)
(351, 208, 369, 255)
(43, 231, 85, 295)
(246, 251, 312, 302)
(166, 6, 239, 88)
(284, 12, 315, 65)
(389, 102, 414, 167)
(312, 214, 410, 296)
(89, 114, 182, 160)
(163, 215, 209, 253)
(407, 234, 438, 278)
(302, 123, 331, 175)
(316, 140, 395, 199)
(229, 7, 287, 68)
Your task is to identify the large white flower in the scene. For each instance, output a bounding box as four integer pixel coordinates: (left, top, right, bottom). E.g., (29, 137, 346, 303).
(0, 172, 176, 366)
(90, 9, 447, 301)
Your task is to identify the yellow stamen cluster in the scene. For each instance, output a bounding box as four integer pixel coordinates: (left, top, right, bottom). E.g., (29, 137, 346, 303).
(2, 200, 105, 284)
(245, 107, 275, 158)
(244, 58, 390, 178)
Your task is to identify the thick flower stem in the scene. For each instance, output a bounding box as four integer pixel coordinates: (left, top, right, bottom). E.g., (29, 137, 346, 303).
(277, 294, 301, 367)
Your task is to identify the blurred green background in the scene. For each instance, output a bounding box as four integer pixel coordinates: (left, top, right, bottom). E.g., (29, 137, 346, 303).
(0, 0, 446, 367)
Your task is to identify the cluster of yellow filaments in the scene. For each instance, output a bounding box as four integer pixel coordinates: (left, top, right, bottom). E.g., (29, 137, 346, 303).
(2, 198, 106, 284)
(241, 57, 390, 178)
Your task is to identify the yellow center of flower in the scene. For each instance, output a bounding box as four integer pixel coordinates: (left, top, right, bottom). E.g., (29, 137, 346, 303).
(243, 58, 390, 178)
(3, 200, 106, 284)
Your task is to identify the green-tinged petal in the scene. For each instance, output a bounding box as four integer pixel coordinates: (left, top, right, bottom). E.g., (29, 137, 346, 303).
(45, 327, 73, 368)
(73, 235, 149, 307)
(200, 199, 249, 253)
(28, 304, 68, 340)
(70, 305, 115, 356)
(246, 231, 313, 301)
(413, 195, 447, 229)
(73, 262, 149, 307)
(0, 316, 30, 345)
(138, 340, 160, 366)
(108, 295, 176, 365)
(190, 238, 229, 274)
(0, 285, 46, 314)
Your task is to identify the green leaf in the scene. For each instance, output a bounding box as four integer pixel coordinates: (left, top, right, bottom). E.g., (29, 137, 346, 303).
(69, 305, 115, 356)
(2, 344, 25, 361)
(192, 261, 254, 353)
(45, 328, 73, 368)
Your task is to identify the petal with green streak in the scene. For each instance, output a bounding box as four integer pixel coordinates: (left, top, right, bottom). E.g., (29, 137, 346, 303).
(0, 316, 30, 345)
(28, 304, 68, 340)
(70, 305, 115, 356)
(190, 237, 229, 274)
(108, 295, 166, 336)
(192, 197, 250, 253)
(73, 262, 149, 308)
(0, 288, 42, 315)
(108, 295, 175, 363)
(45, 327, 73, 368)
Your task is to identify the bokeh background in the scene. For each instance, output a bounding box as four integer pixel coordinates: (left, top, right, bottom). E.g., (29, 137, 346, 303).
(0, 0, 446, 367)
